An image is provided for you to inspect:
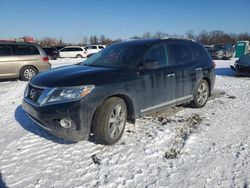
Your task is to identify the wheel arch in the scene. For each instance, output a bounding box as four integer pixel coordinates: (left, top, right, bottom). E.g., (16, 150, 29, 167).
(107, 94, 136, 124)
(19, 65, 39, 78)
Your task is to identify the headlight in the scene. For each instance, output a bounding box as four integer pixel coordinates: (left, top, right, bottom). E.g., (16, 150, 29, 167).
(40, 85, 95, 105)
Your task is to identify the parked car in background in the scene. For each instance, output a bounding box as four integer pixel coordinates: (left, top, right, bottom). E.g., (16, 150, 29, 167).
(207, 44, 234, 59)
(0, 42, 51, 81)
(231, 53, 250, 76)
(204, 45, 213, 52)
(53, 45, 65, 51)
(59, 46, 87, 58)
(42, 47, 59, 60)
(84, 45, 106, 56)
(23, 38, 215, 145)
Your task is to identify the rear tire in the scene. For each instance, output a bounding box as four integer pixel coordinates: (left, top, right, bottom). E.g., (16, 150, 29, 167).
(93, 97, 127, 145)
(76, 54, 82, 58)
(190, 79, 209, 108)
(20, 66, 38, 81)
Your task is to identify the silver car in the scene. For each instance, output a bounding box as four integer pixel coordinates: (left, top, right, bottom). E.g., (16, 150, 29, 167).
(208, 44, 234, 59)
(0, 42, 51, 81)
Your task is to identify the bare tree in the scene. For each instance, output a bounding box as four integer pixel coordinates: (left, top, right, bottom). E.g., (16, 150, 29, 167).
(186, 30, 195, 40)
(82, 36, 88, 45)
(36, 37, 65, 47)
(142, 32, 152, 39)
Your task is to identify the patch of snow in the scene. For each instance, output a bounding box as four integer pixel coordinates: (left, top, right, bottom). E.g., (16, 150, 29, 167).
(0, 58, 249, 187)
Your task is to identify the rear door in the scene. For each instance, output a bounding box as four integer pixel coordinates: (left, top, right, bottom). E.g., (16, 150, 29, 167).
(73, 47, 84, 57)
(60, 47, 71, 57)
(138, 43, 176, 113)
(167, 41, 198, 100)
(0, 44, 18, 78)
(12, 44, 41, 68)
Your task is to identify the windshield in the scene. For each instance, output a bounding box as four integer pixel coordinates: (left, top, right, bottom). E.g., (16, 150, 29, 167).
(82, 43, 149, 68)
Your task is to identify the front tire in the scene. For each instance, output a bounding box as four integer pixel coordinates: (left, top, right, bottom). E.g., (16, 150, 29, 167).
(191, 79, 209, 108)
(20, 66, 38, 81)
(93, 97, 127, 145)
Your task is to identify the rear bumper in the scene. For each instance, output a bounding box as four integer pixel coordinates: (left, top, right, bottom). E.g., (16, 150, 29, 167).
(37, 62, 51, 72)
(22, 98, 93, 141)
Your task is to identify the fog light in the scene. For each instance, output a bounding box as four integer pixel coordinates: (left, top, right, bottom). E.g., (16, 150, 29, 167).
(60, 119, 72, 128)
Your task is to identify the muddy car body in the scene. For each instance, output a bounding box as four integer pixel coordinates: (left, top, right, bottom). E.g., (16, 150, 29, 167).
(23, 39, 215, 144)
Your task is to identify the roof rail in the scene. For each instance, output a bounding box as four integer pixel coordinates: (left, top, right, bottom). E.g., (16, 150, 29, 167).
(162, 36, 195, 42)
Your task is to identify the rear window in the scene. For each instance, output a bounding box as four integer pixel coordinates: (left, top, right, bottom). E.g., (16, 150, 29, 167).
(192, 43, 210, 61)
(13, 45, 40, 55)
(169, 43, 193, 64)
(0, 45, 12, 56)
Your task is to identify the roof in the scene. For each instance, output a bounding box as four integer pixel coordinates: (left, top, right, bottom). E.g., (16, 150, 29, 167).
(116, 38, 195, 46)
(0, 41, 36, 45)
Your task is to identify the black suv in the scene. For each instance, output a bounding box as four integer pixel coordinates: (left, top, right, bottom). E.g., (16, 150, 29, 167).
(42, 47, 59, 60)
(22, 39, 215, 145)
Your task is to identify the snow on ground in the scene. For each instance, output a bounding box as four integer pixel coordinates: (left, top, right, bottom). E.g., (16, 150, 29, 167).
(0, 58, 250, 188)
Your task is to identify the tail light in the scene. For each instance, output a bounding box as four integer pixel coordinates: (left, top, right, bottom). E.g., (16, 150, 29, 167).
(212, 60, 216, 68)
(43, 56, 49, 62)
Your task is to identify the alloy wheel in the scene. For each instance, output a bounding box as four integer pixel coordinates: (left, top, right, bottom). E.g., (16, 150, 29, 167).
(197, 82, 209, 106)
(24, 68, 36, 80)
(108, 104, 126, 139)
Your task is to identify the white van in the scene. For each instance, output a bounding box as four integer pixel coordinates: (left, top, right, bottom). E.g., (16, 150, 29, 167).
(84, 45, 106, 56)
(59, 46, 87, 58)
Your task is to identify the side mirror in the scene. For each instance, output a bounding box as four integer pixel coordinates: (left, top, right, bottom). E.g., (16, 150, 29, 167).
(140, 59, 160, 70)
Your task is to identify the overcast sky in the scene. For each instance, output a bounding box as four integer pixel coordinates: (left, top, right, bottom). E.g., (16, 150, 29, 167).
(0, 0, 249, 42)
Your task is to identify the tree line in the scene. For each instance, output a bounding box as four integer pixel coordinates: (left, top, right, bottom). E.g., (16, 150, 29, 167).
(36, 30, 250, 47)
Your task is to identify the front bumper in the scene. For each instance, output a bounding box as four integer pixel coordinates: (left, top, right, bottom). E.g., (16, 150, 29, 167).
(22, 98, 93, 141)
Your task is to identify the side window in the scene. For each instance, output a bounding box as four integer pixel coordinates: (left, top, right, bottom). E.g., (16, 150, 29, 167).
(61, 48, 70, 52)
(92, 46, 97, 49)
(192, 43, 210, 61)
(169, 43, 193, 64)
(98, 46, 104, 49)
(14, 45, 39, 55)
(0, 45, 12, 56)
(144, 44, 168, 67)
(75, 48, 83, 51)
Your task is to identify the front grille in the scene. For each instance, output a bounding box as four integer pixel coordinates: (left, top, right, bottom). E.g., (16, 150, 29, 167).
(28, 85, 44, 103)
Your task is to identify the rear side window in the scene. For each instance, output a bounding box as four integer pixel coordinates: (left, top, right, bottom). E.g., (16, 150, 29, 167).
(0, 45, 12, 56)
(74, 48, 83, 51)
(98, 46, 104, 49)
(91, 46, 97, 49)
(61, 48, 70, 52)
(192, 43, 210, 61)
(13, 45, 40, 55)
(169, 43, 193, 64)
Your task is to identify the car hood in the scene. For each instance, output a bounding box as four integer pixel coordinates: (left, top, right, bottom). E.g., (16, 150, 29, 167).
(237, 55, 250, 66)
(31, 65, 122, 87)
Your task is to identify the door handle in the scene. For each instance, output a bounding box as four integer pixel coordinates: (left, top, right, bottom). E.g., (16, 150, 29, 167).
(195, 67, 202, 71)
(166, 73, 175, 77)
